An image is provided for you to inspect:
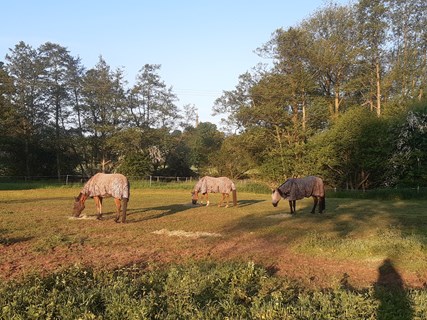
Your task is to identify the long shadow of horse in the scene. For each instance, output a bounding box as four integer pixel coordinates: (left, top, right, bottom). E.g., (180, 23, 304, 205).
(0, 229, 33, 246)
(237, 199, 265, 207)
(0, 197, 71, 204)
(125, 204, 193, 222)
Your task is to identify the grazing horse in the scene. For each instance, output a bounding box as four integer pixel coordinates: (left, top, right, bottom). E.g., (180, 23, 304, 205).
(191, 176, 237, 207)
(271, 176, 325, 214)
(73, 173, 130, 223)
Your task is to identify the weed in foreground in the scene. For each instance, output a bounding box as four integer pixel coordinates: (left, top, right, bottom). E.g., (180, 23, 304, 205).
(1, 261, 426, 319)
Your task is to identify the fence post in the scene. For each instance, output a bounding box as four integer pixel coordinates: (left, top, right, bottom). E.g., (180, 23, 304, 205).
(149, 175, 152, 187)
(66, 175, 69, 185)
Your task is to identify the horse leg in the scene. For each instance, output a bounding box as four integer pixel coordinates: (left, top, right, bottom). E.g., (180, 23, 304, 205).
(205, 193, 210, 206)
(289, 200, 295, 214)
(218, 193, 224, 207)
(122, 198, 128, 222)
(94, 197, 103, 219)
(225, 193, 229, 208)
(311, 196, 318, 214)
(114, 198, 122, 222)
(319, 197, 325, 213)
(119, 198, 128, 223)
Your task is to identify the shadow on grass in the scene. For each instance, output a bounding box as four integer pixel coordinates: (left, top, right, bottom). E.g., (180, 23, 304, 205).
(0, 196, 71, 204)
(237, 199, 265, 207)
(126, 204, 193, 222)
(339, 258, 415, 319)
(374, 258, 414, 320)
(0, 229, 33, 246)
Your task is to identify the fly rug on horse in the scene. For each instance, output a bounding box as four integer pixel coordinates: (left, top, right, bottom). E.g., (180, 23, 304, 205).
(271, 176, 325, 214)
(191, 176, 237, 207)
(73, 173, 130, 223)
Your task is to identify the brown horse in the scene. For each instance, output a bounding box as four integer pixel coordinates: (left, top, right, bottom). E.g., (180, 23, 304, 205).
(73, 173, 130, 223)
(271, 176, 325, 214)
(191, 176, 237, 207)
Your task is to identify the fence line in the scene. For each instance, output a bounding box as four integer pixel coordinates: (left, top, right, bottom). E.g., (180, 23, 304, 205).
(0, 175, 194, 186)
(0, 175, 425, 195)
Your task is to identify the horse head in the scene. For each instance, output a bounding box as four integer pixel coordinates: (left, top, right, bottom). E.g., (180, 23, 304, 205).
(271, 188, 282, 207)
(72, 194, 85, 217)
(191, 191, 198, 205)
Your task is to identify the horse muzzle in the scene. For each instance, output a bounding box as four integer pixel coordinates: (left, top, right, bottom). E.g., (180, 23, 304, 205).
(272, 202, 278, 207)
(192, 199, 198, 205)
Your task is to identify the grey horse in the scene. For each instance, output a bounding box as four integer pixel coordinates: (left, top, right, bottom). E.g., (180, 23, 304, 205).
(272, 176, 325, 214)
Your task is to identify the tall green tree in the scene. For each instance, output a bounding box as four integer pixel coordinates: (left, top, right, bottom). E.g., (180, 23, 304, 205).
(356, 0, 389, 116)
(5, 41, 46, 176)
(301, 3, 360, 117)
(80, 56, 126, 173)
(38, 42, 78, 179)
(0, 62, 17, 175)
(130, 64, 180, 129)
(387, 0, 427, 102)
(183, 122, 224, 174)
(310, 107, 391, 189)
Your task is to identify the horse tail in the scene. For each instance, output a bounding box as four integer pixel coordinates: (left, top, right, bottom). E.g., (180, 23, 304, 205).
(232, 189, 237, 207)
(320, 178, 325, 211)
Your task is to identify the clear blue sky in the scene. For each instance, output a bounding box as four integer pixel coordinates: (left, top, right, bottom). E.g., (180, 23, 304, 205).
(1, 0, 346, 126)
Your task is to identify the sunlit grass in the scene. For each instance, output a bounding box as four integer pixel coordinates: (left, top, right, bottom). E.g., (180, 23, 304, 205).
(1, 186, 427, 287)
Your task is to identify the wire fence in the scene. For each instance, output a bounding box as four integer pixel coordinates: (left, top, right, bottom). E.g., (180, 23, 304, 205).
(0, 175, 426, 199)
(0, 175, 195, 186)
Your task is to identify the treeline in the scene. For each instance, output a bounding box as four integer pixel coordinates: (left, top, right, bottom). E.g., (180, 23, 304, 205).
(1, 0, 427, 188)
(213, 0, 427, 188)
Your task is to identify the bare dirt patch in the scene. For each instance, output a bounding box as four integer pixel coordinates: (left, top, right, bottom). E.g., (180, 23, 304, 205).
(152, 229, 222, 238)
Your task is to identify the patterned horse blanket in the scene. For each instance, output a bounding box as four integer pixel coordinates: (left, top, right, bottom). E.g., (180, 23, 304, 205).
(194, 176, 236, 194)
(81, 173, 130, 199)
(278, 176, 324, 201)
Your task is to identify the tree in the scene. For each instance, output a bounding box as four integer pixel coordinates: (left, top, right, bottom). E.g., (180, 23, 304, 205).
(0, 62, 17, 175)
(213, 72, 258, 132)
(310, 107, 390, 189)
(130, 64, 180, 129)
(38, 42, 77, 179)
(5, 41, 46, 176)
(210, 134, 254, 179)
(356, 0, 389, 116)
(80, 56, 126, 173)
(301, 3, 360, 117)
(387, 102, 427, 186)
(386, 0, 427, 102)
(183, 122, 224, 174)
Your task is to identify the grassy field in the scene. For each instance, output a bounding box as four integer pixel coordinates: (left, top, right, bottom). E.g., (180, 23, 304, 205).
(1, 184, 427, 318)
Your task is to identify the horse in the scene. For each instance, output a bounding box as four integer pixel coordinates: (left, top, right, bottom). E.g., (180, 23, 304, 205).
(72, 173, 130, 223)
(271, 176, 325, 214)
(191, 176, 237, 207)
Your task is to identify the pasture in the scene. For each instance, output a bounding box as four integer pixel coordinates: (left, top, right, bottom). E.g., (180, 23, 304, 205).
(1, 184, 427, 318)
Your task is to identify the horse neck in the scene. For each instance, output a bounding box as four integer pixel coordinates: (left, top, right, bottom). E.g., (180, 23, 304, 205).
(78, 192, 88, 203)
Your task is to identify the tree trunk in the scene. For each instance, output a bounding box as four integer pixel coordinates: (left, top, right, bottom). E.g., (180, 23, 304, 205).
(376, 59, 381, 117)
